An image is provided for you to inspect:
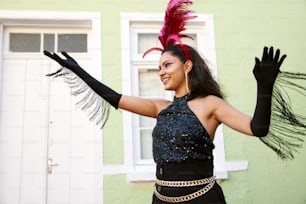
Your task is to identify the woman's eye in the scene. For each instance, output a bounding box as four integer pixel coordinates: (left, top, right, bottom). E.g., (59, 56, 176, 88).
(159, 62, 173, 70)
(165, 63, 173, 68)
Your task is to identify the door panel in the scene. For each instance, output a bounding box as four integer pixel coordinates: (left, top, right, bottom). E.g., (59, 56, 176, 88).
(0, 57, 102, 204)
(0, 59, 49, 204)
(47, 79, 72, 203)
(46, 60, 100, 204)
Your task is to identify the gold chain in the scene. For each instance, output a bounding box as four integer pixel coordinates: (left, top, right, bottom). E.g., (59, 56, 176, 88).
(156, 176, 215, 187)
(154, 180, 215, 203)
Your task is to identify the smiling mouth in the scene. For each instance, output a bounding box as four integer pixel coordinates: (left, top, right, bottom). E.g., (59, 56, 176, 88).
(161, 77, 170, 85)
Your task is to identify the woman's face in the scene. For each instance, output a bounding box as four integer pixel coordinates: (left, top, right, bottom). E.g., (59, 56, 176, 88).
(159, 51, 188, 96)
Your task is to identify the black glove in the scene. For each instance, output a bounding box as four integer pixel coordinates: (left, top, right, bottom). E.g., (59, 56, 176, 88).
(251, 47, 287, 137)
(44, 51, 122, 109)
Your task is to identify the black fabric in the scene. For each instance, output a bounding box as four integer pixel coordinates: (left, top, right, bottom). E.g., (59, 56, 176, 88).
(250, 47, 306, 160)
(44, 51, 122, 109)
(152, 183, 226, 204)
(152, 94, 214, 165)
(259, 71, 306, 159)
(151, 94, 226, 203)
(156, 160, 213, 180)
(250, 47, 286, 137)
(152, 161, 226, 204)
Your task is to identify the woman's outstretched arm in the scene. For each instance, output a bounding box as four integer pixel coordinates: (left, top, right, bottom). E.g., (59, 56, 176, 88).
(44, 51, 170, 119)
(213, 47, 286, 137)
(118, 95, 170, 118)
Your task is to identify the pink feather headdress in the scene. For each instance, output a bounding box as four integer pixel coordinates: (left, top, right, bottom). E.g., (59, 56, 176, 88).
(143, 0, 197, 59)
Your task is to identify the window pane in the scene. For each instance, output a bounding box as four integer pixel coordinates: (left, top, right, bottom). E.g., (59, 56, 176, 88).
(138, 33, 197, 54)
(138, 33, 160, 54)
(182, 34, 197, 48)
(58, 34, 87, 52)
(140, 116, 155, 127)
(43, 34, 55, 52)
(140, 129, 153, 159)
(138, 69, 164, 97)
(9, 33, 41, 52)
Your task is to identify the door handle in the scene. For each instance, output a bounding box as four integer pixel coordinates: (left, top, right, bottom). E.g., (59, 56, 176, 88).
(48, 158, 58, 174)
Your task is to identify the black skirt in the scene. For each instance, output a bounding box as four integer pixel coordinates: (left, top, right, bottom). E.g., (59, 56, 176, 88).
(152, 161, 226, 204)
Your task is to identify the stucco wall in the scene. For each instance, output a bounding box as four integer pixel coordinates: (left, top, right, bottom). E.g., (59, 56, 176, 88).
(1, 0, 305, 203)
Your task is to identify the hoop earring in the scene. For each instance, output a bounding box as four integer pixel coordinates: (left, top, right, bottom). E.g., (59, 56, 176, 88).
(185, 72, 190, 94)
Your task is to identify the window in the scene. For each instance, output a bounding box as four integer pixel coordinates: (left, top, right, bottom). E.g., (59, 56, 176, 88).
(121, 13, 227, 181)
(8, 31, 87, 53)
(138, 68, 165, 160)
(9, 33, 41, 52)
(57, 34, 87, 52)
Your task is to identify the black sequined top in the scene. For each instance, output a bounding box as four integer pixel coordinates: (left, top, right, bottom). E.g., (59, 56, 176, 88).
(152, 94, 215, 165)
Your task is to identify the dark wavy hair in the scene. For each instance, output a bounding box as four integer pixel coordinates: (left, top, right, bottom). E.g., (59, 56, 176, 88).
(162, 44, 223, 99)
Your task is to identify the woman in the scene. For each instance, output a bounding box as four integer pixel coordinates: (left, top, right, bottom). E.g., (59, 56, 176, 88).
(44, 0, 306, 202)
(43, 43, 286, 203)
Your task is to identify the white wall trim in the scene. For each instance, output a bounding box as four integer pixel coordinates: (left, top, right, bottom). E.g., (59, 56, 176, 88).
(0, 24, 3, 103)
(102, 162, 249, 182)
(0, 10, 100, 22)
(226, 161, 249, 171)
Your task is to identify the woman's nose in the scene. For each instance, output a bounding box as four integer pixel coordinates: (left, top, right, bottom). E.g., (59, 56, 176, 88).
(159, 69, 166, 76)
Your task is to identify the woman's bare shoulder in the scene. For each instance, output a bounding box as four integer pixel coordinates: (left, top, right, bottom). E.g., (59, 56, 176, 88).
(190, 95, 228, 117)
(193, 95, 225, 106)
(153, 99, 172, 113)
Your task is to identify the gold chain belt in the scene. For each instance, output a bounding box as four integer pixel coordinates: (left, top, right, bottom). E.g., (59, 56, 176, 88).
(156, 176, 215, 187)
(154, 176, 216, 203)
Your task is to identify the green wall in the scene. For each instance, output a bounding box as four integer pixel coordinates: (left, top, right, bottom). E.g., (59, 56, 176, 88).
(1, 0, 306, 203)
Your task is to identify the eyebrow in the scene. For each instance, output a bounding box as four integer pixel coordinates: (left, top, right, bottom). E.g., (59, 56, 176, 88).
(159, 60, 171, 69)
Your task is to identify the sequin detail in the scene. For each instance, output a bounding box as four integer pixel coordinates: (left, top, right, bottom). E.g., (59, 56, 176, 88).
(152, 95, 214, 165)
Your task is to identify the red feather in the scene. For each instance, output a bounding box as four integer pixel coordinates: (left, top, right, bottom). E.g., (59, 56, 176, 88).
(159, 0, 196, 47)
(143, 0, 196, 58)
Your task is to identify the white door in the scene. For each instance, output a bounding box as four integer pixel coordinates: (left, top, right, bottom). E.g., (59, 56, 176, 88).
(0, 27, 102, 204)
(0, 56, 49, 204)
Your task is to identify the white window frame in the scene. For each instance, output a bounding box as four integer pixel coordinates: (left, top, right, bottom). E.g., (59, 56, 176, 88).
(3, 28, 90, 56)
(121, 13, 228, 182)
